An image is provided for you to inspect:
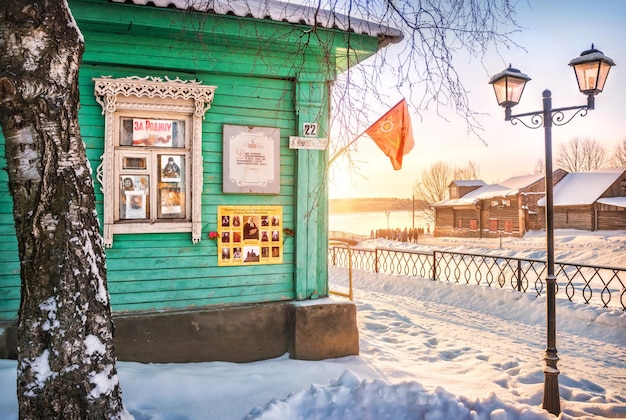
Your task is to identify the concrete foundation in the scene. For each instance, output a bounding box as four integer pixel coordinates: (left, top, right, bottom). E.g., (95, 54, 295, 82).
(288, 300, 359, 360)
(0, 299, 359, 363)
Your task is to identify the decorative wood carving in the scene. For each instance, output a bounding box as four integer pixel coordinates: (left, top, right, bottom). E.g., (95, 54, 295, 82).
(93, 76, 216, 247)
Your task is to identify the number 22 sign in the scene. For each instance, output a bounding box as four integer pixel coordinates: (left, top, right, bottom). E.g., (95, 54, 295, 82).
(303, 123, 317, 137)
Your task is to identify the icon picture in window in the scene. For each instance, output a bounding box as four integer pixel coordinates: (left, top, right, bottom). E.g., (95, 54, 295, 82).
(161, 155, 181, 181)
(161, 188, 182, 215)
(125, 192, 146, 219)
(120, 175, 149, 220)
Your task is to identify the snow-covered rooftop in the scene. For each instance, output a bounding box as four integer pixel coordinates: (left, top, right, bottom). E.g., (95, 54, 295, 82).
(450, 180, 486, 187)
(538, 168, 626, 207)
(597, 197, 626, 209)
(436, 183, 519, 207)
(499, 173, 544, 190)
(438, 174, 547, 207)
(111, 0, 404, 45)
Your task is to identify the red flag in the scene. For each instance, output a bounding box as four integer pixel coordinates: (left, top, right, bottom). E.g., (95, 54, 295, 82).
(365, 99, 414, 170)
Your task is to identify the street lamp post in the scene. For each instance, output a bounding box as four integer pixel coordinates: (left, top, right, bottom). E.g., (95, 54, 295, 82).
(498, 202, 503, 248)
(489, 45, 615, 416)
(491, 199, 509, 248)
(385, 211, 390, 230)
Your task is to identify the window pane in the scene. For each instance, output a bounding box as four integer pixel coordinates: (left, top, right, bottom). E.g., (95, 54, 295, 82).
(159, 186, 185, 218)
(122, 156, 147, 169)
(120, 175, 150, 220)
(160, 155, 182, 181)
(158, 155, 185, 219)
(120, 118, 185, 147)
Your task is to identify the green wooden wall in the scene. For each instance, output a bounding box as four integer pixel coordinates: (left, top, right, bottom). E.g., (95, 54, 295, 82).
(0, 0, 381, 320)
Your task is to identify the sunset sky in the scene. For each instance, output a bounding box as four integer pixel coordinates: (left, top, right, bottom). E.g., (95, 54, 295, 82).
(328, 0, 626, 199)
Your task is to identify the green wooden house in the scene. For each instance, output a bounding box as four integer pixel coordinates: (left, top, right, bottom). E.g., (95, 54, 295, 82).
(0, 0, 402, 362)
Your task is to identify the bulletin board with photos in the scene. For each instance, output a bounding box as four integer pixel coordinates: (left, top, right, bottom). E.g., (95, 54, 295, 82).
(217, 205, 283, 266)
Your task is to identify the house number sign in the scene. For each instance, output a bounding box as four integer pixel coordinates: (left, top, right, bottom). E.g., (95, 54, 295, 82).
(288, 122, 328, 150)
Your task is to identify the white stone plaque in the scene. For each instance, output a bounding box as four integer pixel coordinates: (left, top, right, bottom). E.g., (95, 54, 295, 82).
(223, 125, 280, 194)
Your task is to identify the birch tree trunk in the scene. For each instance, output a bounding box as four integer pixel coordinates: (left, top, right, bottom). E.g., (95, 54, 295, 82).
(0, 2, 129, 418)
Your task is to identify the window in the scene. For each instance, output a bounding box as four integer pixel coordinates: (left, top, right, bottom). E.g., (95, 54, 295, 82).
(469, 219, 478, 231)
(94, 76, 216, 247)
(504, 220, 514, 233)
(457, 218, 463, 229)
(116, 117, 188, 222)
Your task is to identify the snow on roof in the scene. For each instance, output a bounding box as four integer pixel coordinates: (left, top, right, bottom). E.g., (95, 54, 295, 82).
(111, 0, 404, 43)
(436, 183, 520, 207)
(499, 173, 544, 190)
(537, 168, 626, 207)
(597, 197, 626, 209)
(438, 175, 545, 207)
(450, 180, 486, 187)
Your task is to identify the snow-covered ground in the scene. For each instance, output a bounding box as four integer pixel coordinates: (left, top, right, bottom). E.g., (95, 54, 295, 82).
(0, 230, 624, 419)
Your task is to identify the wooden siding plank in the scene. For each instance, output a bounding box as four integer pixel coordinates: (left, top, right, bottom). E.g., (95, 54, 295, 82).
(110, 290, 295, 313)
(110, 282, 294, 306)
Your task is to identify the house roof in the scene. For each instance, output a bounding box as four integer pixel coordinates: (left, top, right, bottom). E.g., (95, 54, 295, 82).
(537, 167, 626, 207)
(435, 183, 519, 207)
(437, 174, 544, 208)
(111, 0, 404, 45)
(450, 180, 486, 187)
(597, 197, 626, 209)
(499, 173, 544, 190)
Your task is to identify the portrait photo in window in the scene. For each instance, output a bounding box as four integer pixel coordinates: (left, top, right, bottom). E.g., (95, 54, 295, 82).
(161, 155, 182, 182)
(125, 192, 147, 219)
(119, 175, 149, 220)
(160, 187, 183, 216)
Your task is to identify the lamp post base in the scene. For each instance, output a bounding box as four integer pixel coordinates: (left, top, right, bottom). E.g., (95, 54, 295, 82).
(542, 351, 561, 415)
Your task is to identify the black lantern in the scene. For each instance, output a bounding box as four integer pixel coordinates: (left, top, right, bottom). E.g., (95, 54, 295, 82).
(569, 44, 616, 97)
(488, 65, 531, 108)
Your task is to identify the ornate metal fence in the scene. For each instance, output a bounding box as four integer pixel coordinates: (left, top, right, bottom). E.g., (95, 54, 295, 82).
(328, 245, 626, 311)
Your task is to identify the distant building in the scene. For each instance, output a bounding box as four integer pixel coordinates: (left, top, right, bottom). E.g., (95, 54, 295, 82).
(537, 167, 626, 231)
(433, 171, 568, 238)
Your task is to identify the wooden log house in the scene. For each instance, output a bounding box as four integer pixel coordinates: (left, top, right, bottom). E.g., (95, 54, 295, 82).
(538, 167, 626, 231)
(434, 172, 568, 238)
(0, 0, 403, 362)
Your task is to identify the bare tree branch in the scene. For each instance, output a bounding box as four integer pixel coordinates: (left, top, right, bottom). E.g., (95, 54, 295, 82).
(413, 159, 480, 224)
(611, 137, 626, 168)
(556, 137, 609, 172)
(327, 0, 523, 160)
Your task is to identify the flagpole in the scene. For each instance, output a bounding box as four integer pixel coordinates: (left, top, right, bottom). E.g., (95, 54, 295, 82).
(328, 99, 406, 166)
(328, 129, 367, 165)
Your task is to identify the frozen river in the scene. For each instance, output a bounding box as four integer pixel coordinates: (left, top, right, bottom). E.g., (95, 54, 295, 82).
(329, 210, 429, 236)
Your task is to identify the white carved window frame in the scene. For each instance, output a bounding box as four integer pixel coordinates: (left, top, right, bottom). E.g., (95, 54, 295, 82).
(93, 76, 216, 247)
